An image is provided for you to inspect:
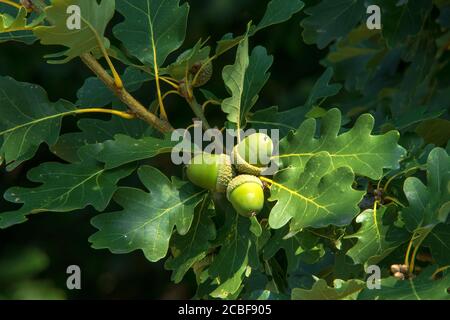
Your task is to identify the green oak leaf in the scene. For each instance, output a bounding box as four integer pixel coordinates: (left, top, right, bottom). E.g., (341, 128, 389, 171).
(292, 279, 365, 300)
(0, 76, 76, 171)
(402, 148, 450, 231)
(358, 266, 450, 300)
(51, 103, 154, 163)
(268, 152, 364, 231)
(240, 46, 273, 127)
(221, 34, 249, 129)
(276, 108, 406, 179)
(346, 206, 409, 266)
(89, 166, 206, 262)
(208, 214, 253, 299)
(165, 200, 216, 283)
(301, 0, 366, 49)
(76, 67, 152, 107)
(34, 0, 115, 64)
(253, 0, 304, 34)
(113, 0, 189, 66)
(0, 145, 134, 229)
(95, 134, 177, 169)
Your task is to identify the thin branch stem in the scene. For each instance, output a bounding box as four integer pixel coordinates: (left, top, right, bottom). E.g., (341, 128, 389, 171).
(160, 76, 179, 89)
(186, 94, 211, 130)
(80, 53, 173, 133)
(202, 99, 221, 112)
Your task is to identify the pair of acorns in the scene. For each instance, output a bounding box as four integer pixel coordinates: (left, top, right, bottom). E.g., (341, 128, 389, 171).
(186, 133, 273, 217)
(390, 264, 409, 280)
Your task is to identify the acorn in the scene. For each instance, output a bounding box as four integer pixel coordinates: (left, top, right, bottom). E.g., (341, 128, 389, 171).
(186, 153, 234, 192)
(191, 60, 213, 87)
(226, 175, 265, 217)
(400, 264, 409, 274)
(390, 264, 401, 274)
(232, 133, 274, 176)
(393, 272, 405, 280)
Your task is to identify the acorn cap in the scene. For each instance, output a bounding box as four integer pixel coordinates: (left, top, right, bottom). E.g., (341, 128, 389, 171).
(226, 174, 263, 200)
(232, 145, 264, 176)
(216, 154, 234, 192)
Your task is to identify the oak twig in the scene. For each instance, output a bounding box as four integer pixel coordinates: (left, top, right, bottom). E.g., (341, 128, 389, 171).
(80, 53, 173, 133)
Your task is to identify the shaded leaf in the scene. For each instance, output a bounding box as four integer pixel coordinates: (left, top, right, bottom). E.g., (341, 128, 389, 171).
(253, 0, 304, 33)
(424, 222, 450, 266)
(402, 148, 450, 231)
(167, 40, 211, 80)
(113, 0, 189, 66)
(208, 214, 253, 299)
(305, 68, 342, 109)
(292, 279, 365, 300)
(358, 266, 450, 300)
(76, 67, 152, 107)
(301, 0, 365, 49)
(247, 106, 308, 137)
(165, 200, 216, 283)
(346, 206, 409, 265)
(376, 0, 433, 48)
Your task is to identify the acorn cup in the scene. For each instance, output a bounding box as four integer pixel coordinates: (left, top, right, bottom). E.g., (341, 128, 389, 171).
(232, 133, 274, 176)
(186, 153, 234, 192)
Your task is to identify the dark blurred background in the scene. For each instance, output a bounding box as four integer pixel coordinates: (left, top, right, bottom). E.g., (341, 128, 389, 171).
(0, 0, 324, 299)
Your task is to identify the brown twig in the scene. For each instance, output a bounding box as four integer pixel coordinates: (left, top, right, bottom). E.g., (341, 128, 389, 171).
(80, 53, 173, 133)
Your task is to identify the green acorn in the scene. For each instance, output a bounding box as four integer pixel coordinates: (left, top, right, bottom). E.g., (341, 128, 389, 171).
(191, 60, 213, 87)
(233, 133, 274, 176)
(186, 153, 234, 192)
(226, 175, 265, 217)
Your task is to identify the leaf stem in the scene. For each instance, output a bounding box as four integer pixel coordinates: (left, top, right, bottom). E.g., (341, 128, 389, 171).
(381, 166, 422, 192)
(75, 108, 134, 119)
(0, 26, 33, 33)
(432, 266, 450, 279)
(0, 0, 21, 10)
(202, 99, 221, 112)
(80, 53, 173, 133)
(384, 196, 406, 208)
(160, 76, 179, 89)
